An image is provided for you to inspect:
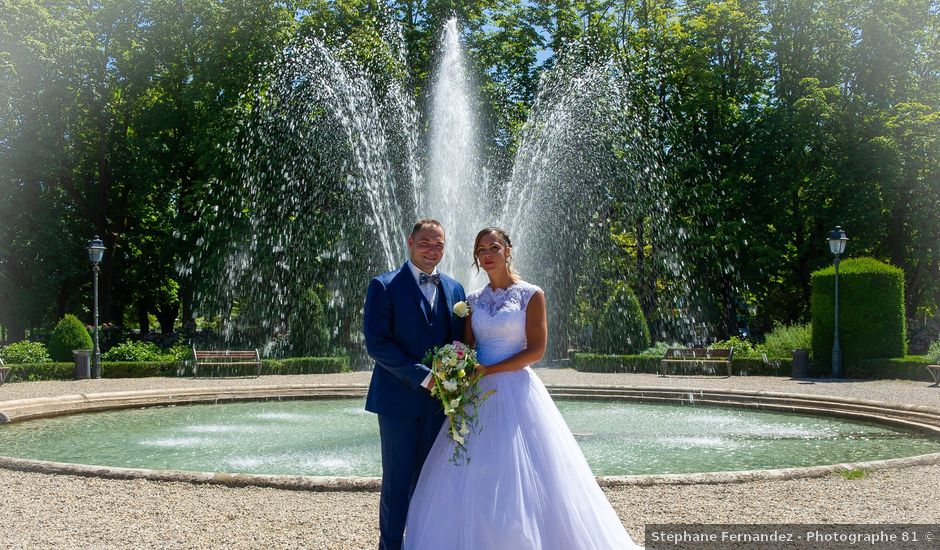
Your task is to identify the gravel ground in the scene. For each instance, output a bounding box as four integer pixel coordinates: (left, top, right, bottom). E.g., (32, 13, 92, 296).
(1, 370, 939, 549)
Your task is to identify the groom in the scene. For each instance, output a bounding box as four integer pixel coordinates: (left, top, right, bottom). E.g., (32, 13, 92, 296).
(363, 219, 467, 550)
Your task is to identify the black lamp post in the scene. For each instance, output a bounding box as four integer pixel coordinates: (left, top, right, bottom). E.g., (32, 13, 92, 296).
(87, 236, 106, 379)
(827, 226, 848, 377)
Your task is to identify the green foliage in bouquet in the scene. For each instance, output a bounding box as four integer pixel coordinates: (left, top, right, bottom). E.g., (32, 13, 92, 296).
(48, 315, 93, 361)
(424, 341, 494, 465)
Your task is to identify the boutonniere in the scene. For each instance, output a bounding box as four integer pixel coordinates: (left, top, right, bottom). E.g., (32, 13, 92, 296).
(453, 300, 471, 317)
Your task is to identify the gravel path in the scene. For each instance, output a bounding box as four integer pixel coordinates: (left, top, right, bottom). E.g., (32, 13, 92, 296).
(1, 370, 939, 549)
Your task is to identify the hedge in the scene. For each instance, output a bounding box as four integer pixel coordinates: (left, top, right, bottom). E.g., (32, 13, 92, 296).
(2, 356, 350, 382)
(573, 353, 934, 381)
(848, 356, 934, 382)
(570, 354, 792, 377)
(811, 257, 906, 368)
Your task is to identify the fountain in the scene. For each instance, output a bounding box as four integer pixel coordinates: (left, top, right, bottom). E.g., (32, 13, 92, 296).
(182, 16, 710, 359)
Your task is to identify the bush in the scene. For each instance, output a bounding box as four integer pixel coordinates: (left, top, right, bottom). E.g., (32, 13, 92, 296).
(6, 362, 75, 382)
(927, 340, 940, 364)
(851, 356, 933, 381)
(48, 315, 94, 361)
(761, 322, 812, 358)
(571, 353, 791, 376)
(0, 340, 52, 364)
(288, 288, 331, 356)
(262, 356, 350, 375)
(709, 336, 761, 358)
(102, 341, 169, 362)
(102, 361, 182, 378)
(811, 257, 906, 367)
(5, 356, 349, 381)
(571, 354, 662, 373)
(591, 286, 650, 354)
(636, 342, 679, 358)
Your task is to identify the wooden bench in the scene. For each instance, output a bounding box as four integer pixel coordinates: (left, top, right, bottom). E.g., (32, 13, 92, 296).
(927, 365, 940, 387)
(0, 357, 9, 386)
(661, 347, 734, 377)
(192, 348, 261, 378)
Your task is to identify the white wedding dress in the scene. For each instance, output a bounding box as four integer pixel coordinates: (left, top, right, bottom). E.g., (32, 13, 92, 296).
(403, 281, 641, 549)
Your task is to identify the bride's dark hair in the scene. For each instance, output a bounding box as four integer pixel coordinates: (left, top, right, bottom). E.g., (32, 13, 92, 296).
(472, 227, 521, 282)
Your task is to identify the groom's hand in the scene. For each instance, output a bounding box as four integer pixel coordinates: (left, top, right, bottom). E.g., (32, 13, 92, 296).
(426, 377, 436, 391)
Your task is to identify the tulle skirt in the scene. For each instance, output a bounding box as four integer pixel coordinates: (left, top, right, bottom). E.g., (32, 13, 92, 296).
(403, 367, 642, 550)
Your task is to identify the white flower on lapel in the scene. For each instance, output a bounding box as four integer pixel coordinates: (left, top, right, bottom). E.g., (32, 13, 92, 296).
(453, 301, 471, 317)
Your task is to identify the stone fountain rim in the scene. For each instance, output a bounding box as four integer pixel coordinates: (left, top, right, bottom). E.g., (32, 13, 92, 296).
(1, 383, 939, 491)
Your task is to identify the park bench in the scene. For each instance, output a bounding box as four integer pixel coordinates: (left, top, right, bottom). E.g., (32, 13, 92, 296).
(0, 357, 9, 386)
(661, 347, 734, 377)
(192, 347, 261, 378)
(927, 365, 940, 387)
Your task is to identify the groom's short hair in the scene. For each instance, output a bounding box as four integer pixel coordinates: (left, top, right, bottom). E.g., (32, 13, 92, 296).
(411, 219, 443, 236)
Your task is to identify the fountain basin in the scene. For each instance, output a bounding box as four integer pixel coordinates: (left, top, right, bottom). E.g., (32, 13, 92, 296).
(1, 384, 939, 490)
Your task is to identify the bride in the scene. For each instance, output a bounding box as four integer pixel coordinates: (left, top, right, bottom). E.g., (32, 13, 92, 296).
(403, 227, 642, 549)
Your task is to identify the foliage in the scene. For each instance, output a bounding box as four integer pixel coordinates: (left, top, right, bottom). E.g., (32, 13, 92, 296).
(636, 342, 680, 358)
(288, 288, 331, 357)
(0, 340, 52, 364)
(261, 356, 349, 375)
(811, 257, 907, 366)
(927, 340, 940, 364)
(5, 356, 349, 381)
(839, 469, 867, 480)
(761, 323, 813, 359)
(709, 336, 761, 358)
(570, 353, 791, 377)
(48, 315, 93, 362)
(5, 362, 75, 382)
(849, 356, 934, 382)
(590, 286, 651, 354)
(0, 0, 938, 354)
(101, 341, 170, 362)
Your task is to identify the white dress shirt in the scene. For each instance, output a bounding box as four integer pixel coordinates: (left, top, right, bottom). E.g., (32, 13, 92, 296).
(407, 260, 439, 390)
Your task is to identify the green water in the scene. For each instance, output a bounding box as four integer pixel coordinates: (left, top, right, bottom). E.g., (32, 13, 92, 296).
(0, 399, 937, 476)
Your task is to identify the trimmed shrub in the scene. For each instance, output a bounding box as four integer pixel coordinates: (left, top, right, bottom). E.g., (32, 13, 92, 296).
(5, 356, 349, 381)
(0, 340, 52, 364)
(102, 361, 181, 378)
(288, 288, 331, 357)
(48, 315, 94, 361)
(762, 322, 812, 359)
(102, 341, 168, 362)
(851, 356, 933, 381)
(6, 362, 75, 382)
(811, 257, 906, 367)
(571, 353, 791, 376)
(262, 356, 350, 375)
(591, 286, 651, 354)
(571, 354, 661, 373)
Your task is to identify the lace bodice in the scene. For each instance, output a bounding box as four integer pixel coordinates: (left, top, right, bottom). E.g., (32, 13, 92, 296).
(467, 281, 543, 366)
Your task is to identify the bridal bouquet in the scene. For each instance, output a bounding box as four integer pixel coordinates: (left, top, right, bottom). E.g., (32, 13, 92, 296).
(424, 340, 494, 465)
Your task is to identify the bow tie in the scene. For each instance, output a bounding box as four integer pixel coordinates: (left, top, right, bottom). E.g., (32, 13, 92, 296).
(419, 272, 441, 286)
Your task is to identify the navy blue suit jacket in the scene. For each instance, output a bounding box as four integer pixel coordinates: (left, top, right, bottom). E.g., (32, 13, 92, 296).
(364, 263, 467, 417)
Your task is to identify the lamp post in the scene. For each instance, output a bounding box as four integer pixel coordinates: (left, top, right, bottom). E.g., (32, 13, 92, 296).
(827, 226, 848, 377)
(87, 236, 106, 379)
